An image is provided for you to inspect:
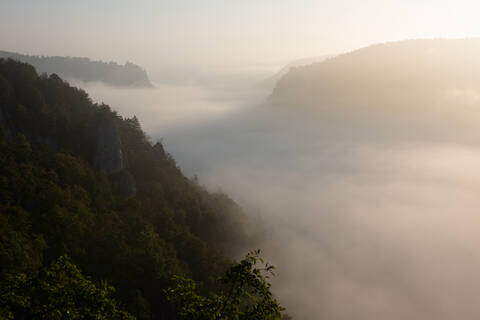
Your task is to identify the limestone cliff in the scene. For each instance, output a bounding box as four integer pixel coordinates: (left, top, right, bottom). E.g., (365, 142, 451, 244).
(93, 114, 136, 197)
(93, 114, 126, 175)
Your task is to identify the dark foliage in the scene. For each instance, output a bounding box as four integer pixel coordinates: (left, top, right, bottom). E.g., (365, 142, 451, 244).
(0, 256, 135, 319)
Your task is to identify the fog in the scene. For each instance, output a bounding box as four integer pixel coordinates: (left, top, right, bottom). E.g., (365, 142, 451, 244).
(74, 51, 480, 320)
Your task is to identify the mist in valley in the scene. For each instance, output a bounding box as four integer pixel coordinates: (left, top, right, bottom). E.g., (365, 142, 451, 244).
(71, 41, 480, 320)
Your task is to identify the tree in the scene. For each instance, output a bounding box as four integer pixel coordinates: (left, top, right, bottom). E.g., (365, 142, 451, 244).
(0, 255, 134, 320)
(165, 250, 284, 320)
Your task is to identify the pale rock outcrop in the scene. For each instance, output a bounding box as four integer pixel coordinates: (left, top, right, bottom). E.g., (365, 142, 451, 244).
(93, 115, 126, 174)
(93, 114, 136, 197)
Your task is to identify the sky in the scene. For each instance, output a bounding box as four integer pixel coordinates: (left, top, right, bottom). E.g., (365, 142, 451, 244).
(2, 0, 480, 70)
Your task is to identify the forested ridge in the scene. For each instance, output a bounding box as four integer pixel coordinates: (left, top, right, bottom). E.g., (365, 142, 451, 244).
(271, 39, 480, 109)
(0, 51, 152, 87)
(0, 59, 282, 319)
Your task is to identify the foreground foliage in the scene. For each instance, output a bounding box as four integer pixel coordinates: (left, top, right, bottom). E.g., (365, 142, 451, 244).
(0, 256, 134, 319)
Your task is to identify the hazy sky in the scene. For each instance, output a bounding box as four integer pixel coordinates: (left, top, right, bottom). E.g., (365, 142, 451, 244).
(2, 0, 480, 68)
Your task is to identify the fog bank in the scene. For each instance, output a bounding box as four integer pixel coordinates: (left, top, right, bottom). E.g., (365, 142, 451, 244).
(77, 62, 480, 320)
(162, 104, 480, 320)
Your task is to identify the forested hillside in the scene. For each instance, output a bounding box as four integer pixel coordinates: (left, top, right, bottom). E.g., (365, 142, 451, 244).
(271, 39, 480, 109)
(0, 58, 270, 319)
(0, 51, 152, 87)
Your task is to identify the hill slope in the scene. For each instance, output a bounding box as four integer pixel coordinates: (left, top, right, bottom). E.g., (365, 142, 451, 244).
(271, 39, 480, 110)
(0, 58, 252, 319)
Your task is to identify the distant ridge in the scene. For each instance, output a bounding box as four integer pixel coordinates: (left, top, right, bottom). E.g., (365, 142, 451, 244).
(271, 38, 480, 108)
(0, 50, 153, 87)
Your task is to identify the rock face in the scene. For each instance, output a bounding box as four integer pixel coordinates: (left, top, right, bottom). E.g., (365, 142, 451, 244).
(93, 114, 136, 197)
(93, 115, 126, 175)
